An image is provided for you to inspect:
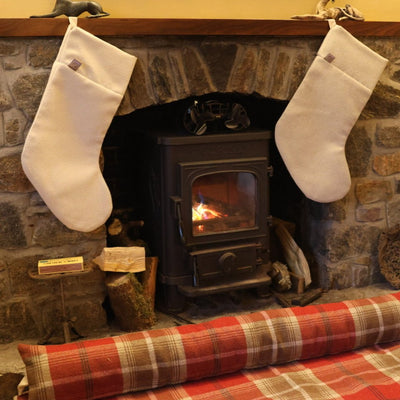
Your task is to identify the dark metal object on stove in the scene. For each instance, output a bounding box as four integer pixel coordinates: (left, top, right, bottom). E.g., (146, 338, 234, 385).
(183, 100, 251, 135)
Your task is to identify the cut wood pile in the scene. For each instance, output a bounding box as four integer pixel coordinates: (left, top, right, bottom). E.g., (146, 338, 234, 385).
(93, 248, 158, 331)
(269, 218, 321, 307)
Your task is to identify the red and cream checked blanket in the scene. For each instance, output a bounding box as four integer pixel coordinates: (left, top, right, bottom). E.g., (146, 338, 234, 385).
(18, 292, 400, 400)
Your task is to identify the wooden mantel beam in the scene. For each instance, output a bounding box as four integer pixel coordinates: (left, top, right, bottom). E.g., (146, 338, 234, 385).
(2, 18, 400, 38)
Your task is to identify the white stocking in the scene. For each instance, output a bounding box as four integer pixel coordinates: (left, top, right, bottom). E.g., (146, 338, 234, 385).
(275, 21, 387, 203)
(21, 18, 136, 232)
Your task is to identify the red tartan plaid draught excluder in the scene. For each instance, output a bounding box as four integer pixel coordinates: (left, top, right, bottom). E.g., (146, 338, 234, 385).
(18, 292, 400, 400)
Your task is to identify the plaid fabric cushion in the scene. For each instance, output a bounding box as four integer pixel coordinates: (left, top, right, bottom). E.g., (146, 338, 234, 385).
(17, 341, 400, 400)
(18, 292, 400, 400)
(103, 341, 400, 400)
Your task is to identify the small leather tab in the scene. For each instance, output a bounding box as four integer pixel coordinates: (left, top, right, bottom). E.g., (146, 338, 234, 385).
(324, 53, 336, 63)
(68, 59, 82, 71)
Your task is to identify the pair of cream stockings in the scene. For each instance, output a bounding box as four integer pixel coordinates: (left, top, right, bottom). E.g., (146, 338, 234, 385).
(275, 21, 387, 203)
(21, 18, 136, 232)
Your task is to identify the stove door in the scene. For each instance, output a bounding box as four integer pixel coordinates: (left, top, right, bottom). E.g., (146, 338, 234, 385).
(192, 171, 256, 236)
(176, 158, 269, 246)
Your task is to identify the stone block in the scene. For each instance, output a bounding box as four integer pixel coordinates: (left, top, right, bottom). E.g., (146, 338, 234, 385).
(228, 46, 258, 94)
(270, 52, 290, 99)
(253, 47, 272, 97)
(0, 202, 27, 249)
(308, 199, 347, 221)
(345, 126, 372, 178)
(168, 51, 190, 101)
(355, 180, 393, 204)
(8, 256, 56, 297)
(11, 73, 49, 120)
(68, 299, 108, 334)
(3, 108, 27, 146)
(0, 264, 11, 302)
(201, 42, 238, 90)
(288, 52, 310, 98)
(148, 52, 175, 103)
(322, 226, 380, 263)
(0, 153, 34, 192)
(328, 260, 370, 289)
(373, 151, 400, 176)
(121, 54, 156, 114)
(182, 47, 214, 96)
(62, 267, 106, 297)
(362, 83, 400, 119)
(387, 199, 400, 227)
(376, 126, 400, 148)
(28, 40, 59, 68)
(355, 204, 385, 222)
(0, 298, 39, 342)
(3, 53, 26, 70)
(328, 263, 353, 289)
(32, 214, 106, 248)
(0, 41, 20, 57)
(0, 84, 13, 112)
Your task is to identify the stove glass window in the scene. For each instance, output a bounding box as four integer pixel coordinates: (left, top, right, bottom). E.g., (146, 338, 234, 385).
(192, 172, 256, 235)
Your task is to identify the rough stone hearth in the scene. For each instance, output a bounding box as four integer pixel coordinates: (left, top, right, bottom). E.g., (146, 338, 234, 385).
(1, 32, 400, 342)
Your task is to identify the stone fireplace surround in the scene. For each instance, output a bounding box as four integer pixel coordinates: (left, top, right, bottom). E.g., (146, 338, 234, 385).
(1, 19, 400, 342)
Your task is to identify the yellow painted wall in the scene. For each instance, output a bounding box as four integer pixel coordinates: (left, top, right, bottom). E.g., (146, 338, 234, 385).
(2, 0, 400, 21)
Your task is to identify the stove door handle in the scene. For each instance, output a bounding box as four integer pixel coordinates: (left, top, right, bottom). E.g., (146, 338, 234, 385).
(171, 196, 186, 245)
(177, 202, 186, 245)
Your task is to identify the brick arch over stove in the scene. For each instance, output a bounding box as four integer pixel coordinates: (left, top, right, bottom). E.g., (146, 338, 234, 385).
(115, 36, 319, 116)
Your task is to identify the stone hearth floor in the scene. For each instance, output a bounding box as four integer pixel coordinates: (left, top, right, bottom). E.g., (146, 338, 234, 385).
(1, 283, 398, 398)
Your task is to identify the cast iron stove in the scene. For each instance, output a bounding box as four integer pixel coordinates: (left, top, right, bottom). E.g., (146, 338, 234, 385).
(142, 130, 273, 311)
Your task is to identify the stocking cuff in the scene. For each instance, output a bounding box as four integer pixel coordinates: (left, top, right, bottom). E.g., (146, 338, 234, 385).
(318, 25, 387, 91)
(56, 18, 136, 96)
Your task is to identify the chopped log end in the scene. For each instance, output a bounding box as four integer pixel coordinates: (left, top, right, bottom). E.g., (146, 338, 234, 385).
(94, 246, 146, 273)
(106, 272, 156, 331)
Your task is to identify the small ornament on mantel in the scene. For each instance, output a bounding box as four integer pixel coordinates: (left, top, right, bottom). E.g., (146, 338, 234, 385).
(30, 0, 110, 18)
(93, 247, 146, 273)
(291, 0, 364, 21)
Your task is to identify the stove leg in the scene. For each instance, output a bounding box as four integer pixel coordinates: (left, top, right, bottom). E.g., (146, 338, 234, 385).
(255, 284, 271, 298)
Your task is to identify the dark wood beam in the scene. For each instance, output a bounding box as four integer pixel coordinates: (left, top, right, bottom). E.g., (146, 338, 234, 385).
(2, 18, 400, 38)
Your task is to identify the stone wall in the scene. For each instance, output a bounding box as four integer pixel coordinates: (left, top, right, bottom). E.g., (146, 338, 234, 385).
(0, 37, 108, 342)
(1, 33, 400, 341)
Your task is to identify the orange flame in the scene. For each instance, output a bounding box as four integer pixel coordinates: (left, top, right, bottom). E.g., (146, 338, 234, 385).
(192, 202, 224, 221)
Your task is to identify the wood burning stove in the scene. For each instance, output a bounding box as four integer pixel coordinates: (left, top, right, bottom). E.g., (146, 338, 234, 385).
(142, 130, 273, 311)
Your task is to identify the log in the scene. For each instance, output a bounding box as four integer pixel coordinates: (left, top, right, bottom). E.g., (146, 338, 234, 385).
(270, 261, 292, 292)
(291, 288, 323, 307)
(106, 272, 156, 331)
(271, 290, 292, 308)
(93, 246, 146, 273)
(137, 257, 158, 309)
(289, 272, 305, 295)
(107, 217, 145, 247)
(275, 223, 312, 287)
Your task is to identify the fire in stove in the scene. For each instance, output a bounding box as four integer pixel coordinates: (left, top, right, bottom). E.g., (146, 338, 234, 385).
(192, 196, 227, 234)
(192, 201, 225, 221)
(191, 171, 257, 235)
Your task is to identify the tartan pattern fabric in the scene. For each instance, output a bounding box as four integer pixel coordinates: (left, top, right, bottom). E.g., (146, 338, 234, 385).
(18, 292, 400, 400)
(101, 341, 400, 400)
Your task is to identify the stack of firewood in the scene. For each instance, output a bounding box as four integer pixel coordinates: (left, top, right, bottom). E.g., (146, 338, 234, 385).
(94, 246, 158, 331)
(270, 218, 322, 307)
